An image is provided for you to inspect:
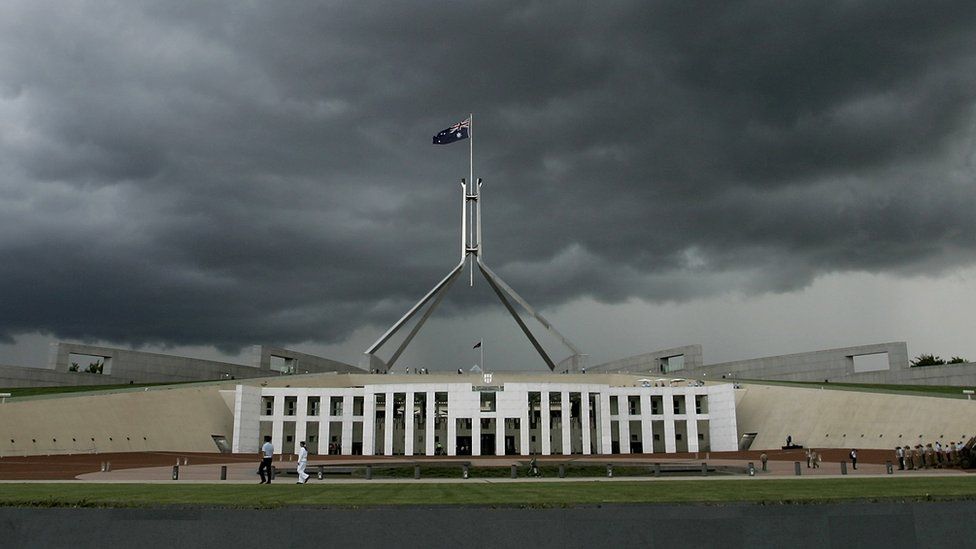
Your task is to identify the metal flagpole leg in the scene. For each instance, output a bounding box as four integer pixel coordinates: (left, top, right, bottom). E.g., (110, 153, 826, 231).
(365, 259, 466, 355)
(477, 259, 582, 356)
(477, 261, 557, 371)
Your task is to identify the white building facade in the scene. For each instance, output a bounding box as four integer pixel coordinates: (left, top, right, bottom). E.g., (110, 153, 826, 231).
(232, 376, 738, 456)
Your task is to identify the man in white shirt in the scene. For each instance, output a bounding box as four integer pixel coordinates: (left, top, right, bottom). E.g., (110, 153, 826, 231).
(258, 436, 274, 484)
(296, 441, 310, 484)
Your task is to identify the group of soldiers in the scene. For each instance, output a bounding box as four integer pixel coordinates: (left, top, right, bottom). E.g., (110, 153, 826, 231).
(896, 439, 971, 470)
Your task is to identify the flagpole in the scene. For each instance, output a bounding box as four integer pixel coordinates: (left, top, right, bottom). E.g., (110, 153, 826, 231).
(469, 112, 474, 287)
(480, 338, 485, 374)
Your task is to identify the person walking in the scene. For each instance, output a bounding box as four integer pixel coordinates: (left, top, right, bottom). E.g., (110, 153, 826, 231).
(296, 441, 310, 484)
(849, 448, 858, 470)
(805, 448, 812, 468)
(760, 452, 768, 472)
(258, 435, 274, 484)
(895, 446, 904, 470)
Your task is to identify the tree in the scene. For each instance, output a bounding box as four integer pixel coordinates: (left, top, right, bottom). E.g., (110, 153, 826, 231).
(68, 362, 79, 372)
(948, 356, 969, 364)
(910, 354, 946, 367)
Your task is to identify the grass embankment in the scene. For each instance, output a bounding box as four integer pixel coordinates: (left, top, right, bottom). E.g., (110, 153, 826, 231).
(2, 477, 975, 508)
(748, 380, 974, 398)
(0, 382, 199, 398)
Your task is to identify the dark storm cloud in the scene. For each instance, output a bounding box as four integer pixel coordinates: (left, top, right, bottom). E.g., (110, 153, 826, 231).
(1, 0, 975, 351)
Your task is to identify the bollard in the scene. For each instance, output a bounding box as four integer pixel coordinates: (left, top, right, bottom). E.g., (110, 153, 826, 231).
(317, 465, 324, 481)
(183, 457, 188, 466)
(414, 465, 421, 479)
(511, 464, 517, 479)
(176, 458, 180, 466)
(747, 462, 755, 476)
(270, 466, 276, 481)
(794, 462, 801, 476)
(366, 465, 373, 480)
(106, 461, 111, 472)
(654, 463, 661, 477)
(172, 465, 179, 480)
(607, 464, 613, 478)
(558, 464, 566, 478)
(886, 461, 893, 474)
(220, 465, 227, 480)
(100, 462, 106, 472)
(701, 462, 707, 476)
(462, 464, 469, 479)
(841, 461, 848, 475)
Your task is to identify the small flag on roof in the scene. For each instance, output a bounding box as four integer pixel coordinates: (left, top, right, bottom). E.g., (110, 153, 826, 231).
(433, 118, 470, 145)
(473, 340, 482, 349)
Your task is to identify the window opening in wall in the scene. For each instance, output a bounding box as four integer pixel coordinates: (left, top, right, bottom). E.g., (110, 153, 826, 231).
(268, 355, 297, 374)
(353, 396, 364, 416)
(609, 395, 619, 415)
(672, 396, 684, 415)
(435, 392, 448, 417)
(627, 395, 641, 415)
(393, 393, 406, 427)
(651, 396, 662, 415)
(330, 396, 343, 416)
(262, 396, 274, 415)
(853, 352, 890, 373)
(528, 392, 542, 430)
(659, 354, 685, 374)
(695, 395, 708, 414)
(307, 397, 321, 416)
(481, 392, 496, 412)
(284, 396, 297, 416)
(414, 393, 427, 426)
(68, 353, 111, 374)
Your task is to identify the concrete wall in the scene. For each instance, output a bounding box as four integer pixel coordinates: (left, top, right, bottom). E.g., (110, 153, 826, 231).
(735, 382, 976, 450)
(691, 342, 910, 383)
(256, 345, 363, 374)
(0, 342, 365, 388)
(594, 342, 976, 387)
(0, 384, 237, 457)
(232, 385, 262, 453)
(589, 345, 704, 374)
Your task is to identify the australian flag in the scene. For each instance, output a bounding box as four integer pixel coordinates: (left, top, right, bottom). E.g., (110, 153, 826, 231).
(433, 118, 470, 145)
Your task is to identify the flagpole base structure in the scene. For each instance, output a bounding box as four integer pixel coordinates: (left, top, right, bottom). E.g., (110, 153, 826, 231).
(363, 174, 584, 373)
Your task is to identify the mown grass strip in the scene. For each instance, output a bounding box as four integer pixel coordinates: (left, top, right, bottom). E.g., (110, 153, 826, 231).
(1, 477, 975, 508)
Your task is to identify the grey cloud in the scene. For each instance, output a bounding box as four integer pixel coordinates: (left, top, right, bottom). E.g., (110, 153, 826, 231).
(1, 1, 975, 353)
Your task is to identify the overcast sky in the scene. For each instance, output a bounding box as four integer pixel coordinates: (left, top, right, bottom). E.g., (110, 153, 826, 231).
(2, 1, 975, 372)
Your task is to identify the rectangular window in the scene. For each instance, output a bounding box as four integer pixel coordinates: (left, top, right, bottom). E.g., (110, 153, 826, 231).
(695, 395, 708, 414)
(307, 397, 321, 416)
(374, 393, 385, 420)
(853, 352, 890, 373)
(650, 396, 662, 415)
(353, 396, 364, 416)
(284, 396, 297, 416)
(481, 392, 496, 412)
(627, 395, 641, 415)
(435, 392, 448, 417)
(262, 396, 274, 416)
(330, 396, 343, 416)
(609, 395, 619, 415)
(672, 396, 684, 415)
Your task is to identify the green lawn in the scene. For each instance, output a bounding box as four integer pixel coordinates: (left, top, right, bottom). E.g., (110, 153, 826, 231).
(2, 477, 975, 508)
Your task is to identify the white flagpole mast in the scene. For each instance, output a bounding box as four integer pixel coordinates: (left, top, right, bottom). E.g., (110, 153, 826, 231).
(468, 112, 474, 287)
(480, 338, 485, 374)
